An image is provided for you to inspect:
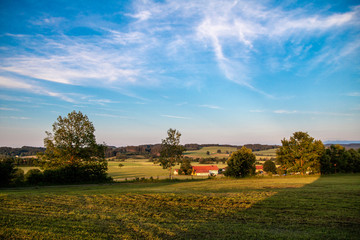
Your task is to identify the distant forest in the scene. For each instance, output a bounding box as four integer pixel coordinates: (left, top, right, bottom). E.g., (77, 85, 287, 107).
(104, 144, 278, 158)
(0, 144, 278, 158)
(2, 143, 359, 158)
(0, 146, 46, 157)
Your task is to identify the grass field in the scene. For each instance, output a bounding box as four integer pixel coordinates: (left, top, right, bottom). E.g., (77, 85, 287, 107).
(184, 146, 237, 158)
(1, 174, 359, 239)
(107, 159, 227, 180)
(18, 159, 227, 181)
(184, 146, 278, 161)
(253, 148, 277, 157)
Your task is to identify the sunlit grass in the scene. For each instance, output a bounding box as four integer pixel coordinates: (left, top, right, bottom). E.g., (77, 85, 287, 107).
(1, 174, 359, 239)
(107, 159, 227, 180)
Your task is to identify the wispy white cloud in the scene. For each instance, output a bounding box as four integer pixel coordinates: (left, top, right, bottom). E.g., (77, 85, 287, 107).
(94, 113, 131, 119)
(1, 0, 359, 99)
(346, 92, 360, 97)
(273, 110, 298, 114)
(192, 1, 359, 94)
(0, 76, 75, 103)
(161, 114, 191, 119)
(177, 102, 188, 106)
(199, 104, 222, 110)
(272, 109, 354, 116)
(0, 116, 30, 120)
(87, 99, 120, 105)
(0, 107, 19, 111)
(126, 11, 152, 21)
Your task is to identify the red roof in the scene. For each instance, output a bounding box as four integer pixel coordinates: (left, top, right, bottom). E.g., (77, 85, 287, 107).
(192, 165, 219, 173)
(256, 165, 263, 170)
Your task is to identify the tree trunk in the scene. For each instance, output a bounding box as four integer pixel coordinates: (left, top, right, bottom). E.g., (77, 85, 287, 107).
(169, 166, 172, 180)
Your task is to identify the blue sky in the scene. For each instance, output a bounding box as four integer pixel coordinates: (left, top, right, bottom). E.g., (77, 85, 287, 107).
(0, 0, 359, 147)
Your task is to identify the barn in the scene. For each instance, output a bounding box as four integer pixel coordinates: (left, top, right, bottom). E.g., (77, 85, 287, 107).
(192, 165, 219, 176)
(256, 165, 264, 174)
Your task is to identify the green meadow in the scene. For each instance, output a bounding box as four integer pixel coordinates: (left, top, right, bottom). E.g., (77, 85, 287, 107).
(184, 146, 277, 160)
(107, 160, 227, 180)
(253, 148, 277, 158)
(1, 174, 359, 239)
(184, 146, 238, 158)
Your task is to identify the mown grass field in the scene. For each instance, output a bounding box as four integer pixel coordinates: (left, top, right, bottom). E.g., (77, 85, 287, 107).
(184, 146, 238, 158)
(107, 159, 227, 180)
(184, 146, 278, 160)
(1, 174, 359, 239)
(253, 148, 277, 158)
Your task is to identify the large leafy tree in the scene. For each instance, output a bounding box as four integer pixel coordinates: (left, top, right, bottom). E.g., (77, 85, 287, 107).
(158, 128, 185, 179)
(38, 111, 106, 169)
(0, 157, 16, 186)
(320, 145, 360, 174)
(263, 160, 277, 174)
(179, 158, 192, 175)
(276, 132, 324, 175)
(224, 146, 256, 178)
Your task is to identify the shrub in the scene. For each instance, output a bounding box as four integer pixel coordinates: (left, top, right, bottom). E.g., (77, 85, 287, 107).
(263, 160, 277, 174)
(224, 147, 256, 178)
(42, 164, 111, 184)
(25, 169, 44, 185)
(12, 168, 25, 185)
(0, 157, 16, 186)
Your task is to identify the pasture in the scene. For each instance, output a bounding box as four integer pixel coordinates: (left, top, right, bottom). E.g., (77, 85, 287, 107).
(1, 174, 359, 239)
(184, 146, 277, 160)
(253, 148, 277, 158)
(107, 159, 227, 180)
(184, 146, 237, 158)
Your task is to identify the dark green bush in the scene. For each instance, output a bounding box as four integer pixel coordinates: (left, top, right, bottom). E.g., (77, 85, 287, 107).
(12, 168, 25, 185)
(41, 164, 111, 184)
(25, 169, 44, 185)
(263, 160, 277, 174)
(0, 157, 16, 186)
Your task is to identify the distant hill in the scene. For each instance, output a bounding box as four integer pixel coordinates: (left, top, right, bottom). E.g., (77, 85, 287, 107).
(324, 142, 360, 150)
(0, 146, 46, 157)
(324, 140, 360, 145)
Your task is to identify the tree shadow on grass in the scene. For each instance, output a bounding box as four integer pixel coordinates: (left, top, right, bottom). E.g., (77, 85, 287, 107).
(175, 174, 360, 240)
(1, 175, 359, 240)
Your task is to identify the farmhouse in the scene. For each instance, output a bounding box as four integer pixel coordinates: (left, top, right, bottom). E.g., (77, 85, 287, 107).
(256, 165, 264, 174)
(192, 165, 219, 176)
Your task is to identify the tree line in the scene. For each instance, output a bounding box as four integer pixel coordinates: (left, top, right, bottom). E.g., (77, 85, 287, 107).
(1, 111, 359, 187)
(224, 131, 360, 178)
(0, 146, 45, 157)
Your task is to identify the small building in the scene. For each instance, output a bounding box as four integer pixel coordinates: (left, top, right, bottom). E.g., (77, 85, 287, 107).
(192, 165, 219, 176)
(256, 165, 264, 174)
(173, 169, 179, 175)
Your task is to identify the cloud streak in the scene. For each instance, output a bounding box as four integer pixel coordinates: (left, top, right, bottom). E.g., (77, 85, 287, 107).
(198, 104, 222, 110)
(1, 0, 359, 100)
(0, 76, 75, 103)
(161, 115, 191, 120)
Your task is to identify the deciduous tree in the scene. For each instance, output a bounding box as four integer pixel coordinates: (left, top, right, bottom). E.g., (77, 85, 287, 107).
(158, 128, 185, 179)
(276, 132, 324, 175)
(263, 160, 277, 174)
(224, 146, 256, 178)
(39, 111, 106, 168)
(37, 111, 109, 183)
(179, 158, 192, 175)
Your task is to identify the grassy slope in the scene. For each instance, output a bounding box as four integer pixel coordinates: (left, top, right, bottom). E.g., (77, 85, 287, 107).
(107, 159, 227, 180)
(184, 146, 237, 158)
(18, 159, 226, 180)
(253, 148, 277, 157)
(184, 146, 278, 160)
(1, 174, 359, 239)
